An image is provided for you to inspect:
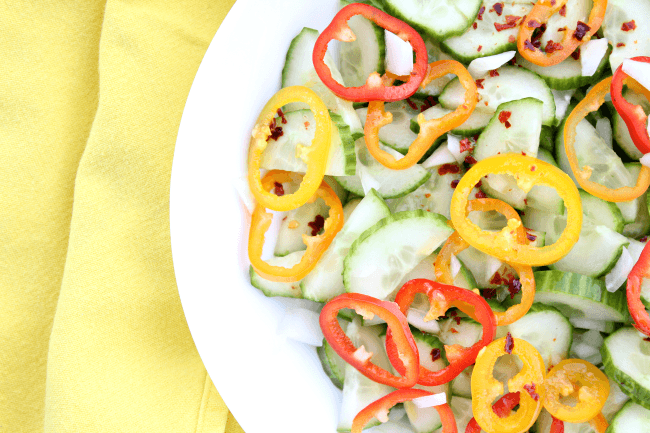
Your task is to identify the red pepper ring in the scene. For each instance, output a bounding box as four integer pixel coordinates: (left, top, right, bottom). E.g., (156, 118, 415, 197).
(626, 240, 650, 336)
(550, 416, 565, 433)
(312, 3, 428, 102)
(352, 389, 458, 433)
(465, 393, 521, 433)
(611, 56, 650, 154)
(319, 293, 420, 388)
(385, 279, 496, 386)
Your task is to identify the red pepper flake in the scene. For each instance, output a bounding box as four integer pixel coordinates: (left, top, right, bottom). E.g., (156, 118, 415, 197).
(460, 138, 474, 153)
(277, 108, 287, 124)
(621, 20, 637, 32)
(483, 288, 497, 299)
(498, 110, 512, 128)
(559, 4, 567, 17)
(304, 121, 310, 129)
(465, 155, 478, 165)
(451, 180, 460, 189)
(527, 19, 542, 28)
(571, 48, 581, 60)
(617, 42, 626, 47)
(495, 15, 522, 32)
(473, 22, 478, 30)
(450, 328, 459, 334)
(524, 383, 540, 401)
(524, 198, 528, 205)
(551, 0, 556, 5)
(490, 272, 504, 285)
(307, 215, 325, 236)
(641, 236, 649, 242)
(489, 69, 500, 77)
(526, 232, 538, 242)
(267, 118, 284, 141)
(273, 182, 285, 196)
(425, 193, 431, 198)
(645, 337, 650, 342)
(521, 151, 527, 156)
(476, 180, 482, 188)
(508, 34, 517, 43)
(505, 332, 515, 354)
(508, 278, 522, 299)
(558, 27, 567, 32)
(573, 21, 591, 41)
(545, 40, 564, 54)
(524, 39, 537, 51)
(478, 6, 486, 20)
(476, 78, 485, 89)
(492, 2, 504, 16)
(475, 190, 487, 199)
(420, 96, 438, 112)
(454, 315, 462, 325)
(531, 165, 536, 171)
(406, 98, 419, 110)
(438, 163, 461, 175)
(478, 45, 483, 52)
(431, 348, 442, 361)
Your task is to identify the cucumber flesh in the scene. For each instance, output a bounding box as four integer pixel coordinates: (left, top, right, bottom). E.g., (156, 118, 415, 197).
(602, 0, 650, 71)
(414, 40, 454, 97)
(317, 333, 348, 390)
(344, 210, 453, 300)
(338, 11, 385, 88)
(607, 401, 650, 433)
(526, 148, 564, 215)
(415, 105, 493, 137)
(249, 251, 304, 298)
(357, 100, 422, 154)
(274, 197, 329, 257)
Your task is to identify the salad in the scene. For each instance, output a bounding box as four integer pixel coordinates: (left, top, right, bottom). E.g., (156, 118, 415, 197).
(244, 0, 650, 432)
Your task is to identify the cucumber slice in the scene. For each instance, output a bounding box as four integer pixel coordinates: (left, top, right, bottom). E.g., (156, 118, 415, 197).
(344, 210, 453, 300)
(317, 337, 348, 390)
(337, 320, 394, 431)
(274, 197, 329, 257)
(506, 303, 573, 369)
(526, 148, 564, 214)
(282, 28, 362, 133)
(301, 189, 391, 302)
(607, 401, 650, 433)
(414, 40, 455, 98)
(338, 5, 385, 88)
(413, 105, 493, 137)
(602, 327, 650, 410)
(382, 0, 482, 41)
(570, 328, 604, 366)
(450, 366, 472, 398)
(249, 251, 304, 298)
(438, 314, 482, 348)
(261, 110, 356, 176)
(613, 89, 650, 160)
(439, 65, 556, 126)
(335, 138, 431, 199)
(441, 1, 533, 63)
(534, 270, 630, 323)
(602, 0, 650, 71)
(616, 164, 648, 236)
(444, 396, 474, 433)
(579, 189, 625, 234)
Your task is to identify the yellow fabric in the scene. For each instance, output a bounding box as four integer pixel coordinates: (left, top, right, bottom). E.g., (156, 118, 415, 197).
(0, 0, 240, 432)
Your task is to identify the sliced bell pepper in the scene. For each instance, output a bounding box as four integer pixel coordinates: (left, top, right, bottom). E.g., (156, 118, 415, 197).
(352, 389, 458, 433)
(550, 416, 564, 433)
(386, 279, 496, 386)
(319, 293, 420, 388)
(312, 3, 428, 102)
(517, 0, 607, 67)
(565, 76, 650, 202)
(465, 393, 521, 433)
(472, 334, 546, 433)
(248, 171, 343, 282)
(436, 201, 536, 326)
(248, 86, 331, 212)
(626, 240, 650, 336)
(589, 413, 609, 433)
(542, 359, 610, 423)
(611, 56, 650, 154)
(450, 154, 582, 266)
(364, 60, 477, 170)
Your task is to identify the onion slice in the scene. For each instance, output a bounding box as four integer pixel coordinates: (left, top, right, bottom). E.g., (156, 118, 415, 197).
(412, 392, 447, 409)
(467, 51, 515, 78)
(422, 144, 457, 168)
(622, 59, 650, 95)
(581, 38, 608, 77)
(385, 30, 413, 76)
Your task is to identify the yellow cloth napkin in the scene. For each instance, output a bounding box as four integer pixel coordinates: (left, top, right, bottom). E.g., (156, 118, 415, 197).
(0, 1, 240, 432)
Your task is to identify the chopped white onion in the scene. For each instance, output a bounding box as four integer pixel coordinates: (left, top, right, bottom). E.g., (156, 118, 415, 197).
(627, 239, 646, 262)
(447, 134, 468, 163)
(641, 153, 650, 168)
(623, 59, 650, 95)
(581, 38, 609, 77)
(450, 254, 461, 278)
(412, 392, 447, 409)
(385, 30, 413, 76)
(569, 318, 610, 333)
(552, 89, 575, 120)
(467, 51, 515, 78)
(573, 342, 599, 359)
(596, 117, 613, 148)
(484, 257, 504, 286)
(234, 175, 256, 214)
(277, 308, 324, 346)
(606, 247, 635, 292)
(353, 345, 373, 363)
(580, 329, 605, 347)
(422, 144, 457, 168)
(406, 308, 441, 334)
(358, 163, 382, 195)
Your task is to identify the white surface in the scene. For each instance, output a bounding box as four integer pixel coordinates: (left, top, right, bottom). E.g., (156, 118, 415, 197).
(169, 1, 344, 432)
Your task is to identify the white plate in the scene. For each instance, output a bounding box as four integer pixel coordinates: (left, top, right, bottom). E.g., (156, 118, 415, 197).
(170, 0, 344, 432)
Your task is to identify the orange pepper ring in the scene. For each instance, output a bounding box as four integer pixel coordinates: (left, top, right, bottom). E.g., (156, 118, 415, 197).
(564, 76, 650, 202)
(248, 171, 343, 282)
(364, 60, 477, 170)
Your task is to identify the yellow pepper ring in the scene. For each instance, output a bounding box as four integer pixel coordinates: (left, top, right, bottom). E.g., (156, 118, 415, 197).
(248, 86, 332, 212)
(472, 336, 546, 433)
(542, 359, 610, 423)
(248, 171, 344, 282)
(450, 154, 582, 267)
(564, 76, 650, 202)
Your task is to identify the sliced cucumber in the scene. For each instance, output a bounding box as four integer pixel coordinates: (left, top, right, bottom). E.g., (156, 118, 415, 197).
(616, 165, 649, 237)
(613, 89, 649, 160)
(414, 40, 455, 97)
(451, 366, 472, 398)
(602, 327, 650, 410)
(441, 0, 533, 63)
(335, 138, 431, 199)
(607, 401, 650, 433)
(274, 198, 329, 257)
(438, 314, 483, 348)
(357, 99, 427, 154)
(579, 189, 625, 234)
(382, 0, 482, 41)
(570, 328, 604, 366)
(249, 251, 304, 298)
(526, 148, 565, 215)
(439, 65, 556, 126)
(506, 303, 573, 369)
(444, 396, 474, 433)
(602, 0, 650, 71)
(317, 337, 348, 389)
(534, 270, 630, 323)
(338, 4, 385, 88)
(301, 189, 391, 302)
(539, 125, 555, 152)
(413, 105, 494, 137)
(344, 210, 453, 300)
(282, 27, 362, 133)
